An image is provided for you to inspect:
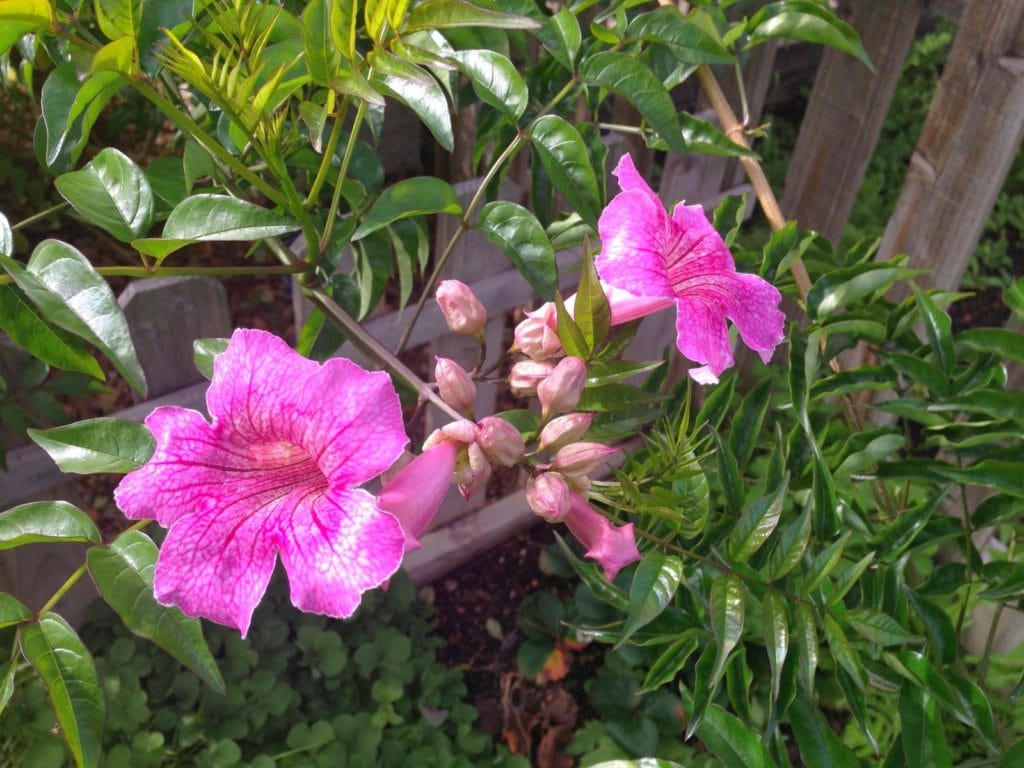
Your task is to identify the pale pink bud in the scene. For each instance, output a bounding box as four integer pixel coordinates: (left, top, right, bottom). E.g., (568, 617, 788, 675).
(436, 279, 486, 338)
(509, 360, 555, 395)
(454, 441, 491, 499)
(513, 303, 562, 360)
(476, 416, 525, 467)
(564, 493, 640, 581)
(538, 356, 587, 418)
(551, 442, 620, 477)
(378, 441, 458, 552)
(538, 412, 595, 452)
(435, 356, 476, 415)
(525, 472, 572, 522)
(423, 419, 478, 451)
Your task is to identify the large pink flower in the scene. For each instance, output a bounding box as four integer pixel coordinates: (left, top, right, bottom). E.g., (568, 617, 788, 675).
(597, 154, 785, 382)
(114, 329, 409, 636)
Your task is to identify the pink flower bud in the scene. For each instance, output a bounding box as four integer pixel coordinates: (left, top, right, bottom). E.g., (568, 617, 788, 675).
(423, 419, 478, 451)
(435, 357, 476, 415)
(538, 356, 587, 418)
(378, 441, 458, 552)
(538, 412, 595, 452)
(513, 303, 562, 361)
(564, 493, 640, 581)
(476, 416, 525, 467)
(551, 442, 620, 477)
(436, 280, 486, 338)
(525, 472, 572, 522)
(454, 441, 491, 499)
(509, 360, 555, 395)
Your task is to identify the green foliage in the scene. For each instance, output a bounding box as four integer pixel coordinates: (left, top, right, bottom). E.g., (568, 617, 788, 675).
(1, 573, 527, 768)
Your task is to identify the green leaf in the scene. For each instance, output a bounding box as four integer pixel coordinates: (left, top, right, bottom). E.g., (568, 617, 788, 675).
(448, 49, 527, 122)
(727, 378, 771, 469)
(898, 684, 952, 768)
(763, 592, 788, 704)
(20, 613, 105, 768)
(0, 657, 15, 716)
(302, 0, 341, 86)
(587, 761, 686, 768)
(640, 632, 700, 692)
(794, 603, 818, 694)
(728, 471, 788, 562)
(55, 148, 154, 242)
(28, 417, 155, 474)
(826, 551, 874, 606)
(824, 613, 865, 689)
(789, 694, 860, 768)
(627, 7, 733, 64)
(372, 51, 454, 151)
(87, 530, 225, 692)
(354, 176, 461, 240)
(767, 506, 812, 580)
(329, 0, 357, 60)
(931, 460, 1024, 498)
(0, 241, 146, 392)
(0, 594, 32, 629)
(678, 113, 756, 157)
(957, 328, 1024, 366)
(585, 359, 663, 387)
(547, 8, 581, 69)
(709, 574, 745, 691)
(193, 337, 229, 380)
(555, 292, 589, 359)
(0, 285, 104, 378)
(619, 552, 682, 646)
(679, 693, 773, 768)
(905, 592, 958, 666)
(478, 201, 556, 299)
(530, 115, 603, 229)
(803, 531, 851, 595)
(747, 0, 873, 70)
(713, 430, 743, 518)
(0, 0, 53, 56)
(95, 0, 141, 42)
(0, 212, 11, 257)
(1004, 279, 1024, 320)
(580, 51, 687, 156)
(913, 286, 955, 373)
(845, 608, 921, 647)
(91, 35, 136, 76)
(807, 264, 926, 319)
(0, 501, 101, 550)
(405, 0, 537, 31)
(553, 533, 628, 610)
(575, 241, 611, 352)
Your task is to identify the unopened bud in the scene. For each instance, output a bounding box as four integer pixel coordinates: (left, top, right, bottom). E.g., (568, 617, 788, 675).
(435, 357, 476, 415)
(509, 360, 555, 395)
(551, 442, 620, 477)
(476, 416, 525, 467)
(513, 303, 562, 361)
(454, 441, 491, 499)
(538, 412, 595, 452)
(436, 280, 486, 338)
(526, 472, 572, 522)
(538, 356, 586, 418)
(423, 419, 478, 451)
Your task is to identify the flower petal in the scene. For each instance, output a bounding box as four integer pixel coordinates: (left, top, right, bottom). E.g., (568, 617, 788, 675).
(674, 292, 735, 377)
(378, 441, 458, 551)
(664, 203, 735, 285)
(276, 487, 405, 618)
(723, 272, 786, 363)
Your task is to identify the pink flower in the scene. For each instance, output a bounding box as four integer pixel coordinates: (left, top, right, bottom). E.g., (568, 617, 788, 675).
(597, 153, 784, 382)
(564, 493, 640, 581)
(114, 329, 409, 636)
(436, 280, 486, 338)
(513, 303, 563, 360)
(476, 416, 525, 467)
(525, 472, 572, 522)
(378, 441, 458, 553)
(537, 356, 587, 418)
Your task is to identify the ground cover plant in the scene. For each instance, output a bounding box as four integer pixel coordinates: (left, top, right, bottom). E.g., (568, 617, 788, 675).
(1, 1, 1023, 766)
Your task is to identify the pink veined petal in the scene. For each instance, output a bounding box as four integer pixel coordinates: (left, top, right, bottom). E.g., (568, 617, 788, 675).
(722, 272, 786, 363)
(275, 487, 405, 619)
(674, 293, 735, 377)
(377, 440, 458, 552)
(663, 203, 736, 286)
(603, 285, 675, 325)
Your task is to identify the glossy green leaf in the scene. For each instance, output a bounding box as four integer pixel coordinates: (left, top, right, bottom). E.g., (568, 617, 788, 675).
(727, 379, 771, 468)
(679, 693, 773, 768)
(0, 0, 53, 56)
(28, 417, 155, 474)
(0, 658, 15, 716)
(88, 530, 225, 692)
(957, 327, 1024, 366)
(767, 506, 812, 580)
(0, 594, 32, 629)
(913, 286, 955, 373)
(587, 761, 686, 768)
(640, 632, 700, 692)
(845, 608, 921, 647)
(373, 51, 453, 151)
(627, 6, 732, 64)
(747, 0, 872, 70)
(835, 666, 878, 755)
(328, 0, 357, 60)
(91, 35, 136, 76)
(824, 613, 865, 689)
(193, 337, 229, 380)
(807, 264, 925, 319)
(947, 673, 997, 752)
(1004, 279, 1024, 319)
(794, 602, 817, 694)
(826, 551, 874, 607)
(712, 430, 743, 518)
(0, 500, 101, 550)
(95, 0, 141, 42)
(580, 51, 687, 156)
(729, 471, 788, 563)
(555, 292, 589, 359)
(547, 8, 581, 68)
(931, 460, 1024, 498)
(763, 592, 788, 704)
(55, 148, 154, 242)
(0, 285, 103, 378)
(530, 115, 602, 229)
(803, 531, 851, 595)
(687, 642, 717, 738)
(789, 694, 860, 768)
(619, 553, 682, 646)
(585, 359, 663, 387)
(905, 592, 957, 666)
(478, 201, 556, 299)
(448, 49, 527, 122)
(302, 0, 341, 85)
(0, 240, 146, 392)
(709, 575, 745, 691)
(678, 113, 756, 158)
(899, 684, 952, 768)
(576, 242, 611, 352)
(406, 0, 537, 31)
(21, 613, 105, 768)
(354, 176, 461, 240)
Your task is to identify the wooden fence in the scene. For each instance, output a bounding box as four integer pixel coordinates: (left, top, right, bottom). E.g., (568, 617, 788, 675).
(2, 0, 1021, 641)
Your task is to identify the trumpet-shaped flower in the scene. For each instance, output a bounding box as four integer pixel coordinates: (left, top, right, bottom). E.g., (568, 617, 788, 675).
(597, 154, 785, 382)
(378, 441, 458, 552)
(114, 329, 409, 636)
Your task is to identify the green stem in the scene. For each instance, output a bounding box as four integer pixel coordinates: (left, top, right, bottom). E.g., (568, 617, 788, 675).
(319, 98, 368, 259)
(304, 96, 350, 208)
(10, 202, 69, 232)
(0, 263, 306, 287)
(37, 564, 87, 617)
(978, 601, 1005, 684)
